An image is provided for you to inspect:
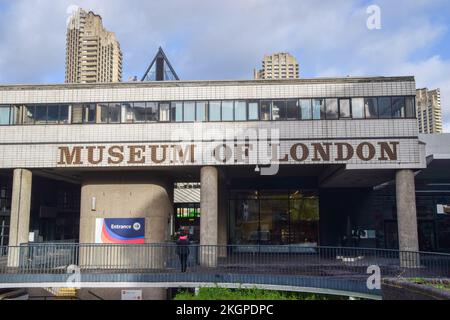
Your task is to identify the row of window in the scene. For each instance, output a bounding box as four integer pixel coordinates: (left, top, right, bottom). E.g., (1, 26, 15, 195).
(0, 96, 416, 125)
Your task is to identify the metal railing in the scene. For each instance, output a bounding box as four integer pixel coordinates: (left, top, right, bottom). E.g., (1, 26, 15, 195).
(0, 243, 449, 297)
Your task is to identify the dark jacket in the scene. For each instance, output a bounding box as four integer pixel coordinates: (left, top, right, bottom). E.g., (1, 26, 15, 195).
(176, 238, 190, 255)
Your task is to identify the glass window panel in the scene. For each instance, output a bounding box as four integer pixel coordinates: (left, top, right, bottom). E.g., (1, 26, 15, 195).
(131, 102, 146, 122)
(378, 97, 392, 119)
(235, 101, 247, 121)
(109, 103, 121, 123)
(352, 98, 364, 118)
(171, 102, 183, 122)
(59, 105, 70, 124)
(248, 101, 259, 120)
(405, 97, 415, 118)
(86, 104, 96, 123)
(272, 100, 285, 120)
(47, 105, 59, 124)
(183, 102, 195, 122)
(121, 102, 133, 123)
(0, 106, 10, 125)
(299, 99, 312, 120)
(209, 101, 221, 121)
(392, 97, 405, 118)
(9, 106, 20, 124)
(35, 105, 47, 124)
(71, 104, 83, 124)
(146, 102, 158, 121)
(229, 199, 260, 245)
(159, 103, 170, 122)
(222, 101, 234, 121)
(339, 99, 351, 118)
(23, 105, 35, 124)
(364, 98, 378, 118)
(260, 101, 271, 121)
(97, 103, 108, 123)
(286, 100, 298, 120)
(325, 98, 338, 119)
(196, 101, 207, 122)
(312, 99, 324, 120)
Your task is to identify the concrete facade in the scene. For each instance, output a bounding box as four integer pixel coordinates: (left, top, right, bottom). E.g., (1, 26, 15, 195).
(79, 172, 173, 244)
(0, 77, 428, 270)
(200, 166, 218, 266)
(7, 169, 32, 267)
(66, 8, 122, 83)
(395, 169, 419, 253)
(416, 88, 443, 134)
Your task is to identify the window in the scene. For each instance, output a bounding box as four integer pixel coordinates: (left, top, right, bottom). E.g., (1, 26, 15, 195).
(107, 103, 120, 123)
(183, 102, 195, 122)
(159, 103, 170, 122)
(286, 100, 298, 120)
(339, 99, 351, 118)
(209, 101, 221, 121)
(35, 105, 47, 124)
(312, 99, 324, 120)
(405, 97, 415, 118)
(364, 98, 378, 118)
(392, 97, 405, 118)
(47, 105, 59, 124)
(378, 97, 392, 119)
(352, 98, 364, 119)
(9, 106, 20, 124)
(0, 106, 10, 125)
(59, 105, 70, 124)
(146, 102, 158, 121)
(260, 101, 271, 121)
(248, 101, 259, 120)
(23, 105, 35, 124)
(325, 99, 338, 119)
(299, 99, 312, 120)
(131, 102, 146, 122)
(97, 103, 109, 123)
(235, 101, 247, 121)
(272, 100, 285, 120)
(222, 101, 234, 121)
(171, 102, 183, 122)
(196, 101, 207, 122)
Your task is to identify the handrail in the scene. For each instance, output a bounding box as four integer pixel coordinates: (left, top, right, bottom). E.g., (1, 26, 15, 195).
(0, 244, 449, 297)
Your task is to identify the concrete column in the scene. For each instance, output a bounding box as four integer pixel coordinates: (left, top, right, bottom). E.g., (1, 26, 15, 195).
(395, 169, 420, 267)
(7, 169, 32, 267)
(218, 172, 228, 258)
(200, 166, 218, 267)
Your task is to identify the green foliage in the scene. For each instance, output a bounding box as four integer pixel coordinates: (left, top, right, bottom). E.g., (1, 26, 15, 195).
(173, 286, 341, 300)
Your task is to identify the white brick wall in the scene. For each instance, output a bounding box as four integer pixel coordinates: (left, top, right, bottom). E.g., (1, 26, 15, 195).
(0, 78, 423, 170)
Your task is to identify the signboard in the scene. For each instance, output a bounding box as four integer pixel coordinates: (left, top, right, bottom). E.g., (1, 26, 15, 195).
(121, 290, 142, 300)
(95, 218, 145, 244)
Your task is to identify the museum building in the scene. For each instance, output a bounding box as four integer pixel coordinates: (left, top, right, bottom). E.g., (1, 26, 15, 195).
(0, 76, 449, 260)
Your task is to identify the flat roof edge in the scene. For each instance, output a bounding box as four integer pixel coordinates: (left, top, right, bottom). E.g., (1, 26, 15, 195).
(0, 76, 416, 91)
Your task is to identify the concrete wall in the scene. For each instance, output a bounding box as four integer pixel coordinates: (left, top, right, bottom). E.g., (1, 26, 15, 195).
(79, 172, 173, 268)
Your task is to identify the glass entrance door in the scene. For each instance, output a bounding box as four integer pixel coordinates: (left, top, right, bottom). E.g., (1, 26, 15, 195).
(229, 190, 319, 245)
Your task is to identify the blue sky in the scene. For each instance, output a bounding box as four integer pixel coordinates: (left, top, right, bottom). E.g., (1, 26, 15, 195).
(0, 0, 449, 130)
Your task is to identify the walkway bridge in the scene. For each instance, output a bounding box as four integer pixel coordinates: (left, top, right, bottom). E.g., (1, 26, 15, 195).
(1, 244, 449, 300)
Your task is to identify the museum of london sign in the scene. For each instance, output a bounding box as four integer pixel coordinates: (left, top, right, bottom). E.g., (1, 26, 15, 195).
(57, 140, 400, 166)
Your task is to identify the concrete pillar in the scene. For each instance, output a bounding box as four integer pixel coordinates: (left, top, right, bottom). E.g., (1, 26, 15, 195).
(7, 169, 32, 267)
(200, 166, 218, 267)
(218, 172, 228, 258)
(395, 169, 420, 267)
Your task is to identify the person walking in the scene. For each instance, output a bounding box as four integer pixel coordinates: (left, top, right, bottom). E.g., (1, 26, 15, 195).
(176, 234, 190, 272)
